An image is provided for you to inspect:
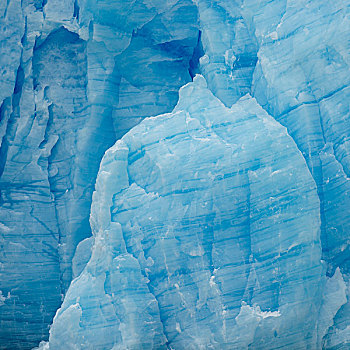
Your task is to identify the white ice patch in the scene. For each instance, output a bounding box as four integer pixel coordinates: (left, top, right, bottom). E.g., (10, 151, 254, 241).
(199, 54, 209, 66)
(0, 222, 11, 233)
(224, 49, 237, 69)
(32, 341, 50, 350)
(267, 31, 278, 40)
(176, 322, 181, 333)
(237, 302, 281, 321)
(209, 275, 216, 287)
(0, 290, 10, 306)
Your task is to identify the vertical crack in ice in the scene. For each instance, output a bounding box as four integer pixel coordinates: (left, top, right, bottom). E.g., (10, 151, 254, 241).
(0, 60, 24, 179)
(0, 98, 11, 170)
(73, 0, 79, 20)
(189, 31, 204, 79)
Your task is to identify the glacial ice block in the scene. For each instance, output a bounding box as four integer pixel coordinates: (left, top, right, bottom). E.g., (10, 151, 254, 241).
(46, 76, 326, 349)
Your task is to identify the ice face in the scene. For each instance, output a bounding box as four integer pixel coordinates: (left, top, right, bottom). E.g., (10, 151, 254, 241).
(45, 76, 334, 349)
(246, 0, 350, 274)
(195, 1, 350, 346)
(0, 1, 198, 348)
(1, 0, 350, 349)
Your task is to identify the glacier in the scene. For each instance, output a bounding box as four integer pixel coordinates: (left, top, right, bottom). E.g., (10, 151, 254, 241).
(44, 76, 331, 349)
(0, 0, 350, 349)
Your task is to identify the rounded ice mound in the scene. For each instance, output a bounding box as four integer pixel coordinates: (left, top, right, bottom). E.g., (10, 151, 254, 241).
(48, 76, 325, 349)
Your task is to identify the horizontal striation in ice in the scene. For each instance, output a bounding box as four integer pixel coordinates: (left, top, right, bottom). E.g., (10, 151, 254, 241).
(44, 76, 334, 349)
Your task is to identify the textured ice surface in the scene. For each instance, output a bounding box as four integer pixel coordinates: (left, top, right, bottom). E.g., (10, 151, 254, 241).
(0, 0, 350, 349)
(0, 1, 198, 348)
(43, 77, 342, 349)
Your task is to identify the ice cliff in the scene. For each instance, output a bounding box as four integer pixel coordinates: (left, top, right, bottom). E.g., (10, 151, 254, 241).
(0, 0, 349, 349)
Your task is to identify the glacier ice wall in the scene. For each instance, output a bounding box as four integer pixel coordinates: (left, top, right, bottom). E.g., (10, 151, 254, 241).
(0, 0, 350, 349)
(195, 1, 350, 347)
(47, 76, 326, 349)
(0, 0, 198, 348)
